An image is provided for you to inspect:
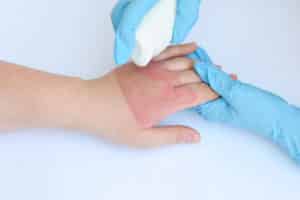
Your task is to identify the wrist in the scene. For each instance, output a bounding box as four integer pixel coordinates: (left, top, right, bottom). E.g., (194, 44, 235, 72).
(56, 72, 138, 137)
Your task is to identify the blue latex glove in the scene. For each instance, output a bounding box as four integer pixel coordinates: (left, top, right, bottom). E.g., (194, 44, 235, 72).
(111, 0, 202, 65)
(189, 48, 300, 163)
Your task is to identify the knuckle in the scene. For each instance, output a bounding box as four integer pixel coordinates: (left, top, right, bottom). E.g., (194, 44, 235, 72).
(187, 70, 200, 81)
(177, 71, 194, 85)
(178, 58, 194, 68)
(171, 47, 181, 55)
(188, 58, 195, 66)
(180, 57, 194, 66)
(190, 84, 213, 104)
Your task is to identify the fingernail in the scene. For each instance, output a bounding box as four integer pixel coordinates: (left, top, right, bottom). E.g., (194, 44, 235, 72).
(182, 133, 200, 144)
(192, 134, 201, 143)
(230, 74, 238, 80)
(191, 42, 198, 48)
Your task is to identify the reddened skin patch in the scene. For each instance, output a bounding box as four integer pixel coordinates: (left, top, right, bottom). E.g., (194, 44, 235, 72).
(115, 63, 197, 128)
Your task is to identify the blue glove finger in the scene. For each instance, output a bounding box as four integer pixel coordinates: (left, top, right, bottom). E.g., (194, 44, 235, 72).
(188, 47, 234, 119)
(112, 0, 159, 65)
(195, 99, 236, 124)
(172, 0, 202, 44)
(188, 47, 213, 84)
(188, 47, 213, 64)
(194, 62, 237, 102)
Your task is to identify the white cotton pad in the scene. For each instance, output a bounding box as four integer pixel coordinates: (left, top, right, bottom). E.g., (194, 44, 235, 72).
(132, 0, 177, 66)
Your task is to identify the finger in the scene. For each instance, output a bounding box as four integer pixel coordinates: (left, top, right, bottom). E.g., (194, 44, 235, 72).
(153, 43, 198, 61)
(230, 74, 238, 80)
(160, 57, 194, 71)
(174, 82, 219, 109)
(139, 126, 200, 147)
(172, 70, 202, 87)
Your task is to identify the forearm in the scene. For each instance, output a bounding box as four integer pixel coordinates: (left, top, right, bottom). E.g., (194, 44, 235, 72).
(0, 61, 137, 137)
(0, 61, 84, 131)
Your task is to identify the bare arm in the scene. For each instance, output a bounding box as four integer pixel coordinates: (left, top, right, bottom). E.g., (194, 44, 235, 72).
(0, 60, 82, 131)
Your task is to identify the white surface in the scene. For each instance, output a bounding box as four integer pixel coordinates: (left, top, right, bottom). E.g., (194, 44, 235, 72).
(132, 0, 176, 66)
(0, 0, 300, 200)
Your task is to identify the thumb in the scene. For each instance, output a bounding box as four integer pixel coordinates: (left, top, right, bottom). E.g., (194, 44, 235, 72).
(194, 62, 237, 102)
(140, 126, 200, 148)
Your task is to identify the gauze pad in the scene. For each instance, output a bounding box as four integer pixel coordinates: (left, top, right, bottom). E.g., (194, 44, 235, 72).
(132, 0, 177, 66)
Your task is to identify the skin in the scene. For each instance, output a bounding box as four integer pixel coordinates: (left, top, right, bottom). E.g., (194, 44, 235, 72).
(0, 43, 235, 148)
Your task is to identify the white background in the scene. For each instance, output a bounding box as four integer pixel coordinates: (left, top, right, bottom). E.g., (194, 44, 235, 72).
(0, 0, 300, 199)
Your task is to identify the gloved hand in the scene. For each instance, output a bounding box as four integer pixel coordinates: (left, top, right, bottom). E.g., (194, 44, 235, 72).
(190, 48, 300, 163)
(111, 0, 201, 65)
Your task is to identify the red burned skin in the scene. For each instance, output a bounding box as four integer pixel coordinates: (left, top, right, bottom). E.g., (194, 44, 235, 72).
(115, 63, 197, 128)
